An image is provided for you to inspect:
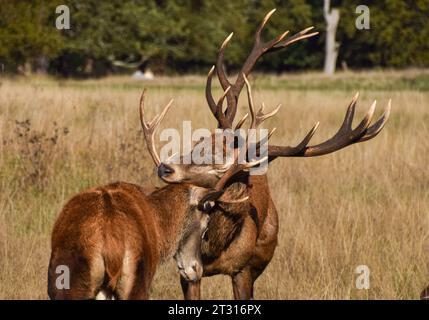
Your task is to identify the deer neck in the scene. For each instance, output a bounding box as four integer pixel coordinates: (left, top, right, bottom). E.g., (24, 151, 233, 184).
(147, 184, 191, 261)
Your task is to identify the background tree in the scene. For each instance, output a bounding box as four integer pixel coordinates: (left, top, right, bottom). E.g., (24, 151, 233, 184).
(0, 0, 63, 74)
(338, 0, 429, 68)
(323, 0, 340, 75)
(0, 0, 428, 77)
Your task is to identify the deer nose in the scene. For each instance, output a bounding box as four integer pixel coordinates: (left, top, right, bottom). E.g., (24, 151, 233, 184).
(157, 163, 174, 177)
(182, 261, 203, 282)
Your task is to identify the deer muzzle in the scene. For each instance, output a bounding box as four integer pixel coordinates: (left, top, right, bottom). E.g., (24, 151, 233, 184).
(157, 163, 175, 178)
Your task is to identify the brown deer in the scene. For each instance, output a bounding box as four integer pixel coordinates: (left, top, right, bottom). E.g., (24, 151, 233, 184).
(146, 9, 391, 299)
(47, 93, 262, 300)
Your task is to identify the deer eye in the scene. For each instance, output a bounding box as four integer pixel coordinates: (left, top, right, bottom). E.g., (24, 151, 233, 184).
(201, 201, 214, 212)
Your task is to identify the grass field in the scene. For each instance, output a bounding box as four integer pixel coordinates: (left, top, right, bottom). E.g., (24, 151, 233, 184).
(0, 70, 428, 299)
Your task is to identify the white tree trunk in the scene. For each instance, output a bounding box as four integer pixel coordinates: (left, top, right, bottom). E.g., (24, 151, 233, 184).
(323, 0, 340, 75)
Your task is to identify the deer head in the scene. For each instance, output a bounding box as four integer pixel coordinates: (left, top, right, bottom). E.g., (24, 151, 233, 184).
(172, 187, 210, 282)
(141, 9, 390, 190)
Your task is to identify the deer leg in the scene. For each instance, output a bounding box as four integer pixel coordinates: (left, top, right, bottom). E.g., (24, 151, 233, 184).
(180, 276, 201, 300)
(128, 283, 149, 300)
(241, 199, 279, 299)
(231, 267, 254, 300)
(127, 260, 153, 300)
(48, 251, 100, 300)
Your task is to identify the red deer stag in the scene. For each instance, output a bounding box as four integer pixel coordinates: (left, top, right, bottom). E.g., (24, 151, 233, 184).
(47, 92, 263, 300)
(148, 9, 391, 299)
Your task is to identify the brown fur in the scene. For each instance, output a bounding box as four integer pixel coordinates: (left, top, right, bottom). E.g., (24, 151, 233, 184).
(48, 181, 202, 299)
(157, 133, 279, 299)
(180, 172, 278, 300)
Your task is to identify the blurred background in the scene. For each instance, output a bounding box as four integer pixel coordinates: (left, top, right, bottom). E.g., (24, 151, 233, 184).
(0, 0, 428, 77)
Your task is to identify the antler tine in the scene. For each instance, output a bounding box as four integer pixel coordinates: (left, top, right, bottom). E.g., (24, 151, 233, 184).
(284, 31, 319, 46)
(205, 9, 318, 130)
(215, 86, 232, 128)
(204, 33, 235, 129)
(255, 8, 277, 44)
(206, 65, 233, 128)
(206, 65, 217, 115)
(264, 122, 319, 159)
(275, 122, 319, 157)
(350, 100, 376, 139)
(268, 95, 391, 158)
(139, 89, 173, 166)
(257, 103, 282, 124)
(234, 113, 249, 130)
(216, 86, 231, 116)
(272, 30, 290, 46)
(360, 99, 391, 141)
(243, 74, 256, 125)
(268, 127, 277, 139)
(214, 147, 268, 192)
(217, 33, 234, 91)
(339, 92, 359, 133)
(197, 152, 268, 210)
(254, 126, 278, 154)
(243, 74, 281, 130)
(243, 74, 281, 159)
(271, 26, 319, 51)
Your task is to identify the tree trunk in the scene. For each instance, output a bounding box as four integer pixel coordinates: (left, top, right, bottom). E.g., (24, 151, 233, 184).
(323, 0, 340, 75)
(34, 55, 49, 74)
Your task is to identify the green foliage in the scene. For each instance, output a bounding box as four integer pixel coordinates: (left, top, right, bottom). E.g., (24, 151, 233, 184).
(0, 0, 64, 72)
(0, 0, 428, 76)
(338, 0, 429, 68)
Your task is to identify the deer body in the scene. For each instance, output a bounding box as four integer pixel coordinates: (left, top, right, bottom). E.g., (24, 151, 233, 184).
(201, 175, 274, 272)
(47, 78, 259, 300)
(48, 181, 209, 299)
(173, 171, 278, 299)
(201, 175, 278, 299)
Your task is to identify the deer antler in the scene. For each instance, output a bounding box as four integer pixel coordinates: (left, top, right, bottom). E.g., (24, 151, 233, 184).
(267, 93, 391, 159)
(197, 148, 268, 211)
(243, 73, 279, 139)
(139, 89, 174, 166)
(206, 8, 318, 129)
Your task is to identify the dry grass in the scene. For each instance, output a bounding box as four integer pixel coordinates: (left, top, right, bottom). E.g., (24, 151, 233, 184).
(0, 71, 428, 299)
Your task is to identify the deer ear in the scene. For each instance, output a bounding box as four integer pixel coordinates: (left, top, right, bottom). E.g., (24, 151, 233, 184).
(197, 190, 223, 212)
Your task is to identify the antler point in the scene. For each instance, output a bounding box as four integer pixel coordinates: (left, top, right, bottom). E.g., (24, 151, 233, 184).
(208, 65, 215, 75)
(221, 33, 234, 49)
(243, 73, 249, 84)
(385, 99, 392, 117)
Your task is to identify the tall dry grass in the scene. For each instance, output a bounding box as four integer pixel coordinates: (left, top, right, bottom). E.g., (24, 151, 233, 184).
(0, 72, 427, 299)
